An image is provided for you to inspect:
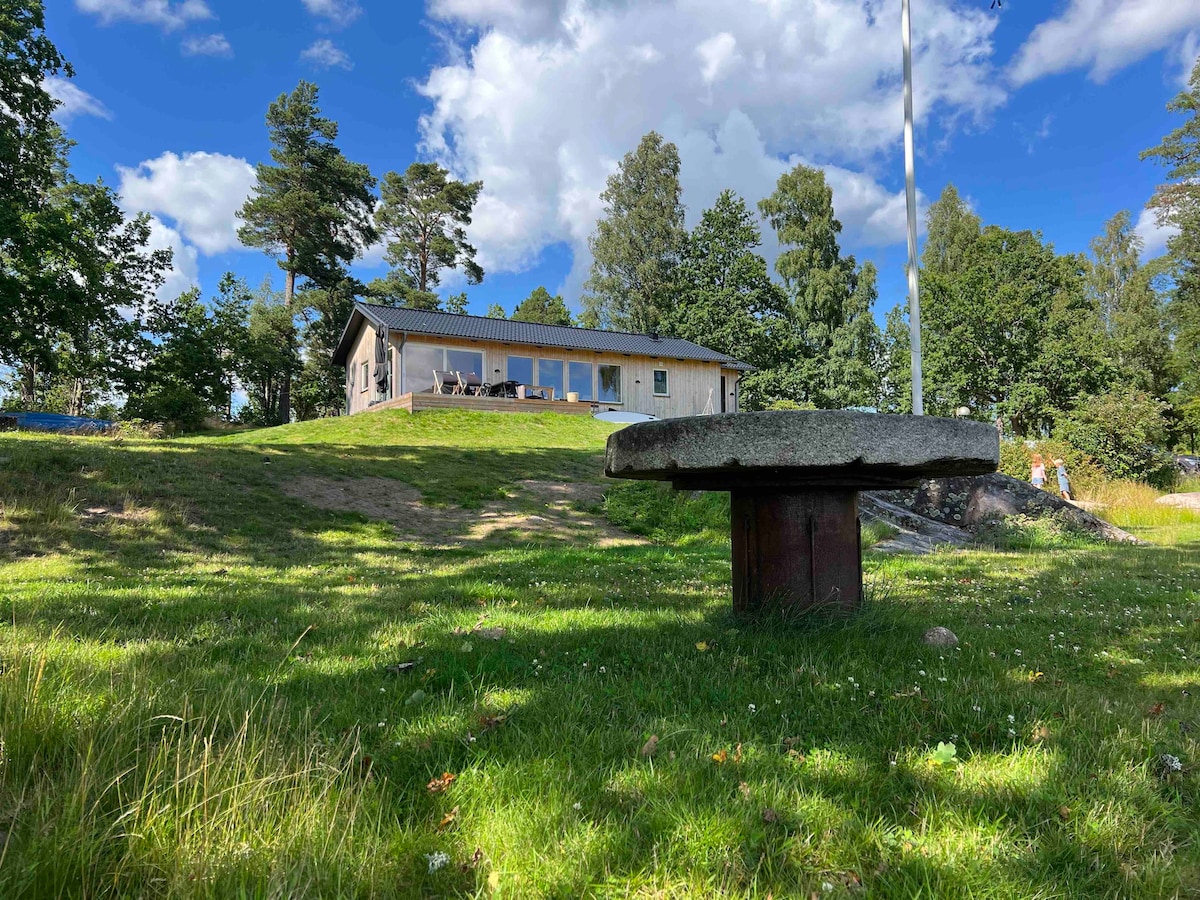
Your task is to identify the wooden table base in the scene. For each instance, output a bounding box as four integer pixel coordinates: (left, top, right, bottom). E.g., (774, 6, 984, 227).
(730, 489, 862, 615)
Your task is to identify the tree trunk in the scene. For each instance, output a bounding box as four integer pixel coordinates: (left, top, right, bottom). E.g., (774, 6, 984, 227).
(67, 379, 84, 417)
(20, 363, 36, 407)
(279, 265, 295, 425)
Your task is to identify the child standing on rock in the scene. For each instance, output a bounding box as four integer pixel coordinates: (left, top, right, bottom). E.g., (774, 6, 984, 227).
(1030, 453, 1047, 489)
(1052, 458, 1073, 501)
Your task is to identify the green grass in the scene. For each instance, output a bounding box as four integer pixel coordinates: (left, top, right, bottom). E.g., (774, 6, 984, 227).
(1, 410, 1199, 898)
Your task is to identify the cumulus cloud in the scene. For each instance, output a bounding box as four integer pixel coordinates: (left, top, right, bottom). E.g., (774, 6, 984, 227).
(1010, 0, 1200, 87)
(74, 0, 213, 31)
(301, 0, 362, 27)
(417, 0, 982, 297)
(116, 151, 256, 254)
(45, 76, 113, 123)
(1179, 31, 1200, 88)
(300, 38, 352, 70)
(1134, 206, 1179, 259)
(181, 33, 232, 57)
(144, 216, 200, 300)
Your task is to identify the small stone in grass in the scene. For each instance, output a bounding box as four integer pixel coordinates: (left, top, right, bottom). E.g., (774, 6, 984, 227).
(923, 626, 958, 647)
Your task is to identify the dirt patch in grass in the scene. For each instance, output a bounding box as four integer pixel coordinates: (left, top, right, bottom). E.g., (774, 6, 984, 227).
(281, 475, 643, 547)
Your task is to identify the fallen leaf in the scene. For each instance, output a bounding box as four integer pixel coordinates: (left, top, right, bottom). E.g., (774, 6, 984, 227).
(427, 771, 457, 793)
(640, 735, 660, 757)
(712, 749, 728, 764)
(385, 661, 416, 675)
(478, 713, 507, 733)
(762, 807, 780, 823)
(1058, 806, 1071, 821)
(695, 641, 709, 651)
(437, 806, 459, 831)
(421, 668, 438, 683)
(1148, 702, 1166, 717)
(1027, 671, 1044, 682)
(1032, 725, 1051, 743)
(783, 736, 803, 749)
(733, 743, 743, 763)
(738, 781, 751, 799)
(476, 626, 507, 640)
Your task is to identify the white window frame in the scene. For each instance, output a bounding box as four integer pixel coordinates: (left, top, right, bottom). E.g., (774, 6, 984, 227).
(652, 368, 669, 397)
(360, 361, 369, 393)
(597, 364, 622, 404)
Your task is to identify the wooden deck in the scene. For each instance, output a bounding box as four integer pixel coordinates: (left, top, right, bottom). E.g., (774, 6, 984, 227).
(362, 392, 601, 416)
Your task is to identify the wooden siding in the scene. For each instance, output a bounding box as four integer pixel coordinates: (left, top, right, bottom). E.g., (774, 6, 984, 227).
(394, 334, 739, 418)
(342, 318, 744, 418)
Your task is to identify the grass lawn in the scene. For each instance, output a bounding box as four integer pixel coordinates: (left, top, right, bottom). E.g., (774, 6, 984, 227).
(0, 409, 1198, 898)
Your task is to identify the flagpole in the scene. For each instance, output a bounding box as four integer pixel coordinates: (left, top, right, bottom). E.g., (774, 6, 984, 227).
(902, 0, 924, 415)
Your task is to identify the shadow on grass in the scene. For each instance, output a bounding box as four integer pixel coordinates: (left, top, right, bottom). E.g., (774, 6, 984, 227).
(1, 427, 1198, 896)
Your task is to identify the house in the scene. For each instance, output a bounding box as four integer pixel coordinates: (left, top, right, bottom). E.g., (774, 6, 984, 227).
(331, 302, 753, 418)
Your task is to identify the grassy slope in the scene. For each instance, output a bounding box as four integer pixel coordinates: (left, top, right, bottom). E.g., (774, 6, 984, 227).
(0, 410, 1198, 898)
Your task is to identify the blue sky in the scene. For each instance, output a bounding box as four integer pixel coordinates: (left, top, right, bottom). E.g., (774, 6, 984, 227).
(46, 0, 1200, 322)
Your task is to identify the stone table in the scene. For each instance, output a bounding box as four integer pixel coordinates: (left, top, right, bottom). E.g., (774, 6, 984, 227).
(605, 411, 998, 615)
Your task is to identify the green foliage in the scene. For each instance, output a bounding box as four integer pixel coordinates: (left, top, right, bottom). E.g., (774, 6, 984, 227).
(757, 165, 881, 409)
(582, 132, 686, 333)
(123, 382, 211, 432)
(663, 190, 789, 407)
(1055, 390, 1177, 488)
(293, 276, 359, 420)
(998, 438, 1106, 494)
(760, 398, 817, 411)
(921, 217, 1112, 433)
(928, 741, 958, 766)
(921, 184, 980, 275)
(374, 161, 484, 306)
(485, 303, 507, 319)
(236, 283, 298, 425)
(237, 81, 377, 422)
(512, 286, 572, 325)
(877, 305, 913, 415)
(444, 291, 469, 315)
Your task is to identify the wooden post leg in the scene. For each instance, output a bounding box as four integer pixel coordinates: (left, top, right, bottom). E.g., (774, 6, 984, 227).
(730, 489, 861, 615)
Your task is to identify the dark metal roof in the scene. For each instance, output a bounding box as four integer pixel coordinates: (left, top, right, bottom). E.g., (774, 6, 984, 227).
(332, 302, 753, 370)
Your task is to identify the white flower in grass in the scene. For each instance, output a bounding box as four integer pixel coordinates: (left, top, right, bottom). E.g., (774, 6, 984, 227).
(1014, 649, 1022, 657)
(1008, 728, 1016, 737)
(573, 801, 582, 810)
(378, 721, 386, 728)
(748, 703, 757, 714)
(426, 851, 450, 873)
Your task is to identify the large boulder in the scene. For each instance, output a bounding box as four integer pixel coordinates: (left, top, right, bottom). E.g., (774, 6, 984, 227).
(870, 473, 1142, 545)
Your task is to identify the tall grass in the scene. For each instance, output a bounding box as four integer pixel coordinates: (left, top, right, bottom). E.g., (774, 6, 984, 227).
(1081, 478, 1200, 531)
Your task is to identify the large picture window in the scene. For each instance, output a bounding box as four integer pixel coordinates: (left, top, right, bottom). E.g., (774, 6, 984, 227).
(446, 348, 484, 379)
(598, 364, 622, 402)
(507, 355, 533, 385)
(568, 361, 593, 400)
(405, 344, 484, 393)
(538, 358, 564, 398)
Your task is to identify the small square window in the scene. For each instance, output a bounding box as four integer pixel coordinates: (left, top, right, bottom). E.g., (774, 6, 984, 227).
(653, 369, 669, 396)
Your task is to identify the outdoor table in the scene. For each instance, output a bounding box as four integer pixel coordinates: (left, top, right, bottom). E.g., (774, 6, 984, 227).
(605, 411, 998, 614)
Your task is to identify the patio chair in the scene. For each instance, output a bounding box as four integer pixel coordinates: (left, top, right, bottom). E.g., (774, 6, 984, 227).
(457, 371, 485, 396)
(433, 370, 457, 394)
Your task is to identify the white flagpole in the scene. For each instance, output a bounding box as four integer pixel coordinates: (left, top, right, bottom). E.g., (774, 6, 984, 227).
(902, 0, 924, 415)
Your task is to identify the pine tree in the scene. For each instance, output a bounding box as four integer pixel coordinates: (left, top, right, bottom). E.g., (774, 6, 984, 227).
(512, 287, 572, 325)
(237, 81, 377, 423)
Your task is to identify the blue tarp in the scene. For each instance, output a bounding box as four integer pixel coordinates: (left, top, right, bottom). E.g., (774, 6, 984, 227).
(0, 412, 114, 433)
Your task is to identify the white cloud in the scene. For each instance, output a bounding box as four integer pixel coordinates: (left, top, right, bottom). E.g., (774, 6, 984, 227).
(696, 32, 739, 87)
(300, 38, 352, 70)
(45, 76, 113, 123)
(144, 216, 200, 300)
(1179, 31, 1200, 88)
(301, 0, 361, 27)
(181, 33, 232, 57)
(1010, 0, 1200, 87)
(1134, 206, 1178, 259)
(417, 0, 988, 298)
(116, 151, 256, 254)
(74, 0, 213, 31)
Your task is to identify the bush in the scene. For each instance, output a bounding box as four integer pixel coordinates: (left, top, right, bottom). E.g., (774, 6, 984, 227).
(762, 399, 817, 411)
(1055, 390, 1176, 488)
(123, 382, 210, 432)
(999, 438, 1105, 495)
